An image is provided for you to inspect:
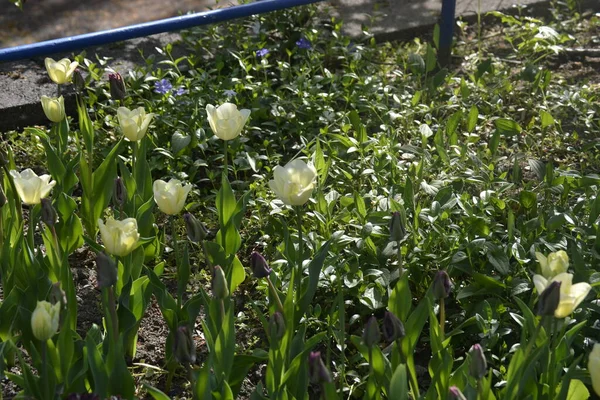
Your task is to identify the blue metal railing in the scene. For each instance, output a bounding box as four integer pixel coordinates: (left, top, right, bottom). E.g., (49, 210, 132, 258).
(0, 0, 323, 62)
(0, 0, 458, 64)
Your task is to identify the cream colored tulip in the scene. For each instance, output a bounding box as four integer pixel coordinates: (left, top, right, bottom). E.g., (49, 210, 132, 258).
(44, 57, 79, 85)
(31, 301, 60, 341)
(153, 178, 192, 215)
(41, 95, 65, 123)
(98, 217, 140, 257)
(117, 106, 154, 141)
(206, 103, 251, 140)
(533, 272, 591, 318)
(536, 250, 569, 279)
(9, 169, 56, 205)
(589, 343, 600, 396)
(269, 159, 317, 206)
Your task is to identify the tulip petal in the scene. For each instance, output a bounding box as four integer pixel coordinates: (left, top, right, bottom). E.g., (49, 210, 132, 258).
(532, 274, 548, 294)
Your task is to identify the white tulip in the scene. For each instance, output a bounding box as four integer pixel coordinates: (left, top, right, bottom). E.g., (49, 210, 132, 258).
(269, 159, 317, 206)
(206, 103, 250, 140)
(533, 272, 591, 318)
(44, 57, 79, 85)
(153, 179, 192, 215)
(117, 106, 154, 142)
(9, 169, 56, 205)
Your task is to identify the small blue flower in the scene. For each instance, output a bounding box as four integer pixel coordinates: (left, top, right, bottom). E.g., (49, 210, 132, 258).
(174, 87, 187, 96)
(154, 79, 173, 94)
(224, 89, 237, 97)
(296, 37, 312, 50)
(256, 48, 269, 57)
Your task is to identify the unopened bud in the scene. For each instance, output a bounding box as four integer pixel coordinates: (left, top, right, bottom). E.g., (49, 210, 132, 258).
(41, 198, 57, 227)
(183, 213, 207, 243)
(251, 251, 272, 279)
(536, 281, 561, 316)
(269, 311, 286, 341)
(389, 211, 406, 242)
(212, 265, 229, 299)
(448, 386, 467, 400)
(432, 270, 452, 300)
(108, 72, 126, 101)
(0, 185, 6, 208)
(173, 325, 196, 365)
(113, 177, 127, 207)
(468, 344, 487, 379)
(308, 351, 332, 384)
(382, 311, 405, 342)
(49, 282, 66, 307)
(362, 315, 381, 348)
(96, 252, 117, 289)
(73, 69, 85, 93)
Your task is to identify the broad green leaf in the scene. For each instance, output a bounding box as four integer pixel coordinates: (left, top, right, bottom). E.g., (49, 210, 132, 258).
(540, 110, 555, 128)
(495, 118, 522, 135)
(467, 105, 478, 132)
(389, 364, 409, 400)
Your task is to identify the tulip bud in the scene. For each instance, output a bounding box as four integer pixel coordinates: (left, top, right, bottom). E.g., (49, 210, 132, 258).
(96, 252, 118, 289)
(212, 265, 229, 299)
(41, 95, 65, 123)
(109, 72, 127, 101)
(183, 213, 208, 243)
(468, 344, 487, 379)
(0, 185, 6, 208)
(173, 325, 196, 365)
(31, 300, 60, 341)
(448, 386, 467, 400)
(251, 251, 272, 279)
(73, 69, 85, 93)
(112, 177, 127, 208)
(536, 280, 561, 316)
(432, 270, 452, 300)
(389, 211, 406, 242)
(41, 198, 57, 227)
(269, 311, 286, 341)
(362, 316, 381, 348)
(382, 311, 405, 342)
(49, 282, 66, 307)
(308, 351, 333, 384)
(588, 343, 600, 397)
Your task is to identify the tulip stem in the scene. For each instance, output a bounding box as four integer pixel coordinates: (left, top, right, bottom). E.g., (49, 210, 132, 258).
(524, 316, 545, 358)
(171, 216, 183, 308)
(131, 141, 137, 211)
(439, 298, 445, 342)
(295, 206, 304, 304)
(41, 340, 49, 400)
(397, 242, 404, 279)
(223, 140, 228, 177)
(200, 239, 213, 270)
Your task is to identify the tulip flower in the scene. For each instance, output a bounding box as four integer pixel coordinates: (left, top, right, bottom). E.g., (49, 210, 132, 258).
(533, 272, 591, 318)
(432, 270, 452, 300)
(308, 351, 332, 384)
(206, 103, 251, 141)
(588, 343, 600, 396)
(212, 265, 229, 299)
(9, 169, 56, 205)
(183, 213, 208, 243)
(117, 106, 154, 142)
(382, 310, 405, 342)
(44, 57, 79, 85)
(108, 72, 126, 101)
(269, 159, 317, 206)
(468, 344, 487, 379)
(362, 316, 381, 348)
(40, 95, 65, 123)
(97, 217, 140, 257)
(536, 250, 569, 279)
(153, 178, 192, 215)
(31, 301, 60, 341)
(251, 251, 272, 279)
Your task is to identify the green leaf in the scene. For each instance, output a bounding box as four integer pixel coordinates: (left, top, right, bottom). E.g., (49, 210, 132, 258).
(389, 364, 409, 400)
(540, 110, 555, 128)
(297, 241, 331, 321)
(528, 159, 546, 181)
(348, 110, 367, 144)
(229, 255, 246, 294)
(144, 384, 171, 400)
(495, 118, 522, 135)
(171, 132, 191, 154)
(467, 105, 478, 133)
(425, 44, 437, 73)
(388, 275, 412, 321)
(486, 243, 510, 275)
(86, 336, 108, 399)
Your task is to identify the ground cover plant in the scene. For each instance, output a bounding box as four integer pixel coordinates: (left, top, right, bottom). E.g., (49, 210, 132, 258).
(0, 2, 600, 399)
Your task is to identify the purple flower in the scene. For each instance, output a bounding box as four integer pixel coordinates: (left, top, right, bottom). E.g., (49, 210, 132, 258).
(224, 89, 237, 97)
(296, 37, 312, 50)
(174, 87, 187, 96)
(256, 48, 269, 57)
(154, 79, 173, 94)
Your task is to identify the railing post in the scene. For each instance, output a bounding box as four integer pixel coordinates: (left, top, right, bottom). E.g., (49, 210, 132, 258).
(438, 0, 456, 66)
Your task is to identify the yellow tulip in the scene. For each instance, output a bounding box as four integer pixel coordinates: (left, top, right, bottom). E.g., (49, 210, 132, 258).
(269, 159, 317, 206)
(9, 169, 56, 205)
(533, 272, 591, 318)
(44, 57, 79, 85)
(117, 106, 154, 142)
(153, 178, 192, 215)
(206, 103, 251, 140)
(588, 343, 600, 396)
(41, 95, 65, 123)
(536, 250, 569, 279)
(98, 217, 140, 257)
(31, 301, 60, 341)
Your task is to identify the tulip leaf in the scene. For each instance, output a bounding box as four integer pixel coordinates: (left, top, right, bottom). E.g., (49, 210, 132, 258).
(297, 240, 331, 322)
(389, 364, 409, 400)
(389, 274, 412, 321)
(229, 352, 269, 397)
(144, 384, 171, 400)
(86, 336, 108, 399)
(467, 105, 479, 133)
(229, 255, 246, 294)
